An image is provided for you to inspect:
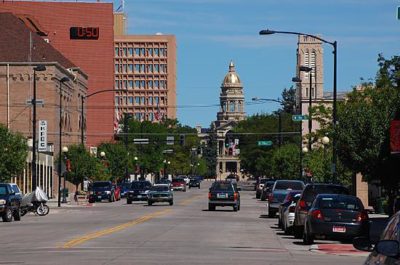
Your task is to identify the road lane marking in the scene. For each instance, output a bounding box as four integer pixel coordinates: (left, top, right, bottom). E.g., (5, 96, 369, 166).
(179, 194, 203, 206)
(62, 209, 171, 249)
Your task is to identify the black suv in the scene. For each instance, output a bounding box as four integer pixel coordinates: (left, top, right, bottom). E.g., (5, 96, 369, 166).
(208, 181, 240, 212)
(0, 183, 22, 222)
(89, 181, 115, 203)
(127, 181, 152, 204)
(189, 179, 201, 189)
(293, 183, 349, 238)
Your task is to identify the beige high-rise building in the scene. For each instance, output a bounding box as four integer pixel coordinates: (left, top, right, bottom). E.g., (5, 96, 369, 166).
(113, 14, 177, 126)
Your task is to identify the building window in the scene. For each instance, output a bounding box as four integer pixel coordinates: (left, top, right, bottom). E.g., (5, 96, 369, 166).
(128, 48, 133, 57)
(149, 113, 154, 121)
(148, 48, 153, 56)
(135, 80, 140, 89)
(141, 97, 145, 105)
(140, 80, 146, 88)
(135, 97, 140, 105)
(135, 113, 140, 120)
(115, 48, 119, 57)
(148, 97, 153, 105)
(123, 80, 128, 89)
(155, 97, 159, 105)
(148, 65, 153, 73)
(154, 64, 159, 73)
(123, 64, 127, 73)
(115, 96, 119, 106)
(128, 97, 133, 105)
(238, 101, 243, 112)
(160, 80, 166, 89)
(160, 48, 165, 57)
(154, 48, 159, 56)
(128, 80, 133, 89)
(229, 101, 235, 112)
(134, 48, 140, 56)
(115, 80, 119, 89)
(123, 48, 127, 57)
(134, 64, 140, 73)
(147, 80, 153, 89)
(115, 64, 119, 73)
(128, 64, 133, 73)
(154, 80, 159, 89)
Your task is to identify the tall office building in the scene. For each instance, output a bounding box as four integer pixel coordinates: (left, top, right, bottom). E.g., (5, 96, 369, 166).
(114, 34, 177, 125)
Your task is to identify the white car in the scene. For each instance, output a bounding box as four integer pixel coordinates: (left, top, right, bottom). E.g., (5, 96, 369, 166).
(177, 175, 190, 185)
(281, 194, 301, 234)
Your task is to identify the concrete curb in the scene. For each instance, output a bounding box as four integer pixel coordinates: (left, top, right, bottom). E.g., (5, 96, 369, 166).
(310, 243, 369, 257)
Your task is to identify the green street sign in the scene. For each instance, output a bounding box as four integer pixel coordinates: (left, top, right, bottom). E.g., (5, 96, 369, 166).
(258, 140, 273, 146)
(292, 115, 309, 122)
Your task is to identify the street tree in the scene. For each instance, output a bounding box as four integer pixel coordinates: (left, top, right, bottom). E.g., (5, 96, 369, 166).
(270, 144, 300, 179)
(0, 125, 27, 183)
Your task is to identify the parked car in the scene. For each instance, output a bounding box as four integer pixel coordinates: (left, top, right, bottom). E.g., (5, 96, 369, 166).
(267, 180, 305, 218)
(156, 178, 172, 187)
(353, 210, 400, 265)
(281, 193, 301, 235)
(171, 178, 187, 192)
(293, 183, 349, 239)
(0, 183, 22, 222)
(118, 182, 131, 198)
(88, 181, 115, 203)
(208, 181, 240, 211)
(278, 190, 302, 228)
(256, 178, 269, 199)
(260, 180, 276, 201)
(302, 194, 369, 244)
(127, 181, 152, 204)
(176, 175, 190, 185)
(147, 184, 173, 206)
(189, 178, 201, 189)
(113, 185, 121, 201)
(9, 183, 22, 198)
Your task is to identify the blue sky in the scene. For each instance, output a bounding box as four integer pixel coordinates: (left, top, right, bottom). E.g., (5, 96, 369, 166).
(117, 0, 400, 128)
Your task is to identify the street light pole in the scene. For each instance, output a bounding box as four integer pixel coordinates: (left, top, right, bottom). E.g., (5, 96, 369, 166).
(260, 29, 338, 182)
(61, 146, 68, 203)
(56, 77, 69, 207)
(32, 65, 46, 192)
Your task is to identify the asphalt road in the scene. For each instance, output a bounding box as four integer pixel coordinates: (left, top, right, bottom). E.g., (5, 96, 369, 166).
(1, 182, 367, 265)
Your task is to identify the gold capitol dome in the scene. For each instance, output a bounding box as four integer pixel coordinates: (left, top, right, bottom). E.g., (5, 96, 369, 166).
(222, 61, 241, 85)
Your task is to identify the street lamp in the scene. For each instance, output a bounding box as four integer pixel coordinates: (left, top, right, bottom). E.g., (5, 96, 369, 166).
(163, 159, 170, 179)
(31, 65, 46, 192)
(260, 28, 338, 182)
(134, 156, 138, 180)
(251, 97, 284, 147)
(100, 151, 106, 159)
(298, 65, 313, 151)
(56, 76, 70, 207)
(61, 146, 68, 203)
(322, 136, 330, 145)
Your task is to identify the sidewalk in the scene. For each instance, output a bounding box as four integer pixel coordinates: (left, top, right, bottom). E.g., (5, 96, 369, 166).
(47, 197, 93, 207)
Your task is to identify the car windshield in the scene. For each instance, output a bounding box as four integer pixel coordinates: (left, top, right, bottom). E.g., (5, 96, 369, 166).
(211, 182, 233, 191)
(266, 181, 275, 188)
(120, 183, 131, 189)
(131, 182, 150, 189)
(274, 181, 304, 190)
(93, 182, 110, 188)
(304, 185, 349, 203)
(172, 179, 184, 183)
(151, 186, 169, 192)
(318, 196, 362, 210)
(0, 186, 7, 195)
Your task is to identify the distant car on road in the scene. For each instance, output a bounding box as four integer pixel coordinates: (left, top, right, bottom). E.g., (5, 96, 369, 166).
(260, 180, 276, 201)
(0, 183, 21, 222)
(127, 181, 152, 204)
(267, 180, 304, 218)
(89, 181, 116, 203)
(208, 181, 240, 212)
(189, 179, 201, 189)
(256, 178, 269, 199)
(171, 178, 187, 192)
(281, 193, 301, 235)
(118, 182, 131, 198)
(147, 184, 173, 206)
(176, 175, 190, 185)
(302, 194, 369, 245)
(278, 190, 302, 229)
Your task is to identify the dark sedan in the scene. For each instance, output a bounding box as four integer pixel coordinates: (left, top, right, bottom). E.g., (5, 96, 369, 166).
(0, 183, 21, 222)
(127, 181, 152, 204)
(303, 194, 369, 245)
(189, 179, 201, 189)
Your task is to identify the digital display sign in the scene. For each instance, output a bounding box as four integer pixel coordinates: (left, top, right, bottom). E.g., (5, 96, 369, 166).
(70, 27, 99, 40)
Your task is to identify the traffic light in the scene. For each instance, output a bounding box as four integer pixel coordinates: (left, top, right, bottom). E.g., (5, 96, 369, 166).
(179, 134, 185, 146)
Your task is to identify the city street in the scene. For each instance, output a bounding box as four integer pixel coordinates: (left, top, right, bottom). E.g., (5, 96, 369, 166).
(0, 182, 367, 265)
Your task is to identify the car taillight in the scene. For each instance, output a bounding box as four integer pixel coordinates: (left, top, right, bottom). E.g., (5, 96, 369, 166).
(289, 206, 295, 213)
(299, 200, 307, 210)
(311, 209, 323, 220)
(268, 193, 273, 202)
(208, 193, 211, 199)
(356, 210, 369, 222)
(234, 192, 238, 201)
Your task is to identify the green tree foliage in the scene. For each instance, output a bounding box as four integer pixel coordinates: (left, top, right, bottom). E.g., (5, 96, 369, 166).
(270, 144, 300, 179)
(97, 143, 129, 181)
(280, 86, 296, 114)
(0, 125, 27, 182)
(65, 144, 103, 190)
(235, 113, 300, 177)
(335, 55, 400, 192)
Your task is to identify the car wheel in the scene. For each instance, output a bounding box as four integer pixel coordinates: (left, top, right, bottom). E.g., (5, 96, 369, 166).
(169, 201, 173, 206)
(148, 201, 153, 206)
(293, 225, 303, 239)
(13, 208, 21, 221)
(89, 198, 95, 204)
(2, 208, 12, 222)
(238, 204, 241, 211)
(303, 224, 314, 245)
(198, 186, 200, 189)
(233, 205, 238, 212)
(208, 204, 215, 211)
(127, 199, 132, 204)
(268, 209, 275, 218)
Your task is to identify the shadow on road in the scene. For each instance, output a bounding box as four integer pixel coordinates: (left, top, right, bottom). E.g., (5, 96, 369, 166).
(202, 209, 236, 212)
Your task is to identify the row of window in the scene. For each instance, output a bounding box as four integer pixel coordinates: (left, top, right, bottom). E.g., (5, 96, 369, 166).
(221, 101, 244, 112)
(115, 80, 167, 90)
(115, 96, 163, 106)
(115, 47, 167, 58)
(115, 64, 167, 74)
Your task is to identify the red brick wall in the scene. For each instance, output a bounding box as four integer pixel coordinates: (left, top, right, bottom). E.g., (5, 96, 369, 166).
(0, 1, 115, 146)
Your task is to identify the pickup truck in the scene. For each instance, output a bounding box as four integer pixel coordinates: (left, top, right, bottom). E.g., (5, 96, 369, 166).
(0, 183, 22, 222)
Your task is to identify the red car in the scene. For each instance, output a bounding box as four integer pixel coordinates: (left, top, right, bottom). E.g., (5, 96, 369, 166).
(171, 178, 186, 192)
(113, 185, 121, 201)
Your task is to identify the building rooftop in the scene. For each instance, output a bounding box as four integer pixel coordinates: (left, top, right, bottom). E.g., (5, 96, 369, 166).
(0, 12, 76, 68)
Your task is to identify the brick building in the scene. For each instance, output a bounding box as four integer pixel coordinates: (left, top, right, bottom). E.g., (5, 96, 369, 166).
(0, 13, 88, 195)
(0, 1, 115, 146)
